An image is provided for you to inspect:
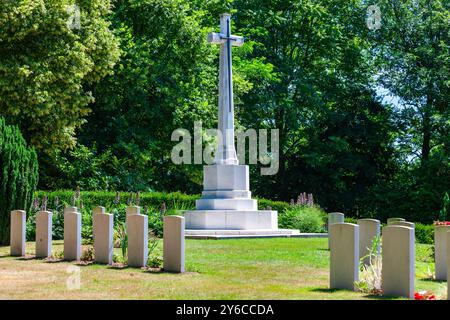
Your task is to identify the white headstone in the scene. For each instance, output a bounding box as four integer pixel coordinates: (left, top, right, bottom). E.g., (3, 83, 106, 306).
(64, 209, 81, 261)
(329, 223, 359, 291)
(163, 216, 185, 273)
(35, 210, 52, 258)
(126, 205, 140, 225)
(391, 221, 415, 229)
(64, 206, 78, 214)
(387, 217, 405, 225)
(126, 206, 140, 216)
(10, 210, 26, 256)
(127, 214, 148, 267)
(435, 225, 450, 280)
(357, 218, 380, 265)
(382, 225, 415, 298)
(93, 206, 113, 265)
(328, 212, 344, 249)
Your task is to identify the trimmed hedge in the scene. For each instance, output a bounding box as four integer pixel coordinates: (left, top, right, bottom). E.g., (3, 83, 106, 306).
(35, 190, 291, 213)
(29, 190, 292, 238)
(30, 191, 437, 243)
(415, 223, 434, 245)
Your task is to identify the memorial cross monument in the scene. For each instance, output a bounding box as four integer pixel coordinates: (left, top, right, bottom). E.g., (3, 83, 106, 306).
(185, 14, 297, 236)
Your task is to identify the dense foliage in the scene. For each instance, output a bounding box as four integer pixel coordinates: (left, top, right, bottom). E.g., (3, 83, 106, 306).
(0, 118, 38, 244)
(0, 0, 448, 223)
(278, 205, 326, 233)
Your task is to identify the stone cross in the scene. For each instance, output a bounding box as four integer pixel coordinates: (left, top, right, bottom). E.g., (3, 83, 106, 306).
(208, 13, 244, 165)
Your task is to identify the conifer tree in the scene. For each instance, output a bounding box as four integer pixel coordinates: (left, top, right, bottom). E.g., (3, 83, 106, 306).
(0, 118, 38, 244)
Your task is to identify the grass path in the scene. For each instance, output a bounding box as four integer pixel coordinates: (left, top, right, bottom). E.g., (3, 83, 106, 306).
(0, 238, 446, 299)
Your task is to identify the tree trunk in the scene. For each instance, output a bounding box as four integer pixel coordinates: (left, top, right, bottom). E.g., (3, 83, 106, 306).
(421, 101, 432, 165)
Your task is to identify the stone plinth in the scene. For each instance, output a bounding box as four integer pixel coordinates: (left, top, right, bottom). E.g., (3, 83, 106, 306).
(186, 210, 277, 230)
(435, 225, 450, 280)
(163, 216, 185, 273)
(185, 164, 280, 232)
(195, 165, 257, 211)
(382, 225, 415, 299)
(357, 218, 380, 265)
(329, 223, 359, 291)
(36, 210, 52, 258)
(185, 229, 302, 239)
(127, 214, 148, 267)
(93, 207, 113, 265)
(10, 210, 26, 256)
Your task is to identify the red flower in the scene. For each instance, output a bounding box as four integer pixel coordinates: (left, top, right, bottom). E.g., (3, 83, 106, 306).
(433, 221, 450, 226)
(415, 291, 436, 300)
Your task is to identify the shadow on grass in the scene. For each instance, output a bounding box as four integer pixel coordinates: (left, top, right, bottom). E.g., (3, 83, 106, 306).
(420, 277, 446, 283)
(309, 288, 341, 293)
(142, 267, 163, 274)
(141, 268, 199, 276)
(310, 287, 399, 300)
(75, 261, 95, 267)
(15, 255, 38, 261)
(107, 263, 130, 270)
(45, 258, 67, 263)
(363, 294, 398, 300)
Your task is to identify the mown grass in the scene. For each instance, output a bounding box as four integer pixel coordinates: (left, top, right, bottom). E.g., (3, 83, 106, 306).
(0, 238, 446, 299)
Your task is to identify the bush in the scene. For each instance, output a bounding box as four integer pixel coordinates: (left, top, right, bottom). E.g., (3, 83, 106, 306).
(0, 118, 39, 244)
(415, 223, 434, 244)
(257, 198, 292, 213)
(344, 217, 358, 224)
(278, 205, 326, 233)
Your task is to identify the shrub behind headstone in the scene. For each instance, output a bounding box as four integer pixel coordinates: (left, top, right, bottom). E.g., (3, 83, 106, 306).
(0, 118, 38, 245)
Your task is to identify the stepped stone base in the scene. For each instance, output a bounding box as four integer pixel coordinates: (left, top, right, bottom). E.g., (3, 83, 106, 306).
(196, 198, 257, 210)
(185, 229, 328, 240)
(185, 210, 278, 230)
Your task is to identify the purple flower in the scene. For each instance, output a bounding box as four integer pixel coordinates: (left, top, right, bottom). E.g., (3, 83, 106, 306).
(114, 191, 120, 205)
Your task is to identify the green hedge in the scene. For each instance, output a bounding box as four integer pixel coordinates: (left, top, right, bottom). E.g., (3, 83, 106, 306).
(29, 190, 292, 239)
(415, 223, 434, 245)
(35, 190, 291, 213)
(30, 191, 437, 242)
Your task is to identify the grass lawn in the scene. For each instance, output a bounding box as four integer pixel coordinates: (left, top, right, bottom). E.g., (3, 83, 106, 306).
(0, 238, 446, 299)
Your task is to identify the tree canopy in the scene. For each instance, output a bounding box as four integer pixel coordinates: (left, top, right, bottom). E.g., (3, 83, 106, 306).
(0, 0, 448, 223)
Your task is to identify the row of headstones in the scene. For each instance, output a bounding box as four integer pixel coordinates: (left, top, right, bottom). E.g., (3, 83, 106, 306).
(9, 206, 185, 273)
(328, 213, 450, 299)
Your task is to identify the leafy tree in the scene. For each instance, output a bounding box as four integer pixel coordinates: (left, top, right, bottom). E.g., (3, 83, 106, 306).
(231, 0, 398, 214)
(366, 0, 450, 221)
(0, 0, 120, 153)
(72, 0, 275, 192)
(370, 0, 449, 166)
